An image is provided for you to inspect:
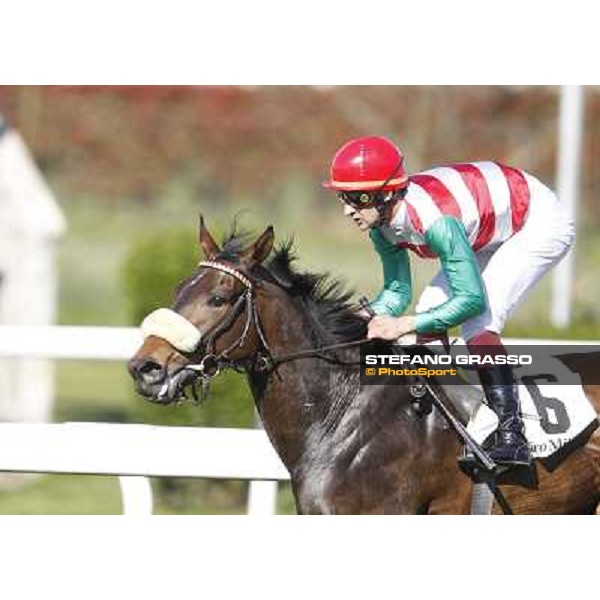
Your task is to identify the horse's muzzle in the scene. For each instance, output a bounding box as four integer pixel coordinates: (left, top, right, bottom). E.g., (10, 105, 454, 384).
(128, 357, 166, 399)
(128, 357, 198, 404)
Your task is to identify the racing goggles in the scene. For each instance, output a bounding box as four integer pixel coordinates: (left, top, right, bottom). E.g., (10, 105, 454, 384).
(337, 190, 393, 209)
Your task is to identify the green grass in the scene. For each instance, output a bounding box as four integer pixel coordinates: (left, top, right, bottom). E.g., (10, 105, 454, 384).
(0, 474, 122, 515)
(0, 474, 297, 515)
(151, 480, 296, 515)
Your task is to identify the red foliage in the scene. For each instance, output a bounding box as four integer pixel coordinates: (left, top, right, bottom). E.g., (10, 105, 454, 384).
(0, 86, 598, 219)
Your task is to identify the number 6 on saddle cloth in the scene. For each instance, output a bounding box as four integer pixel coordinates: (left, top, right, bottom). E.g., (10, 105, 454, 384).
(403, 342, 599, 483)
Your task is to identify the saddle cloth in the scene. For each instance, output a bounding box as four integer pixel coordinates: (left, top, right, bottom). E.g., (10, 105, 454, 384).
(466, 357, 598, 467)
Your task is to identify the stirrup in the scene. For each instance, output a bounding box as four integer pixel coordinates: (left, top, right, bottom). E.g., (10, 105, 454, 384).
(458, 448, 500, 482)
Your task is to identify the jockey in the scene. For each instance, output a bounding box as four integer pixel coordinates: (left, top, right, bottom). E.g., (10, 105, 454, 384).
(323, 135, 575, 467)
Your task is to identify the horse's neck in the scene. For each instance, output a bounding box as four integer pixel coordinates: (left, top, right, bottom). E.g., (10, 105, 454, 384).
(247, 288, 357, 471)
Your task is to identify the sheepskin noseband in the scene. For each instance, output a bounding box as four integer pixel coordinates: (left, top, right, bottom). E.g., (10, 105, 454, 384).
(141, 308, 201, 353)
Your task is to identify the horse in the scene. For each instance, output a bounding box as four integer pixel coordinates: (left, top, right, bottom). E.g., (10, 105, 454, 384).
(127, 218, 600, 514)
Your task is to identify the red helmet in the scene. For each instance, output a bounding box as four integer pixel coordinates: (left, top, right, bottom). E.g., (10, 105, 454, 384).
(322, 136, 408, 192)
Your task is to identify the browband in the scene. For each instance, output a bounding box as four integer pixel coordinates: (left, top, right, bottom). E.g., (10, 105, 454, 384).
(198, 261, 253, 289)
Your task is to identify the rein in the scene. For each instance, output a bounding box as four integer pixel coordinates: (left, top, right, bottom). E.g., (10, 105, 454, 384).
(189, 260, 273, 376)
(268, 338, 370, 366)
(192, 260, 370, 374)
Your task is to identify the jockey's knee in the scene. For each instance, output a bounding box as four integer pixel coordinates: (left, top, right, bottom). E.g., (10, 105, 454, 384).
(466, 330, 507, 357)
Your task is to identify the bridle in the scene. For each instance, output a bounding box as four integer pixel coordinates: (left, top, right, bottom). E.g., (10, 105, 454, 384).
(181, 260, 370, 390)
(185, 260, 274, 380)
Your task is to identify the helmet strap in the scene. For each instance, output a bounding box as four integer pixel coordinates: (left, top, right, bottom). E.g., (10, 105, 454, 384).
(375, 188, 405, 226)
(372, 157, 407, 226)
(376, 158, 405, 193)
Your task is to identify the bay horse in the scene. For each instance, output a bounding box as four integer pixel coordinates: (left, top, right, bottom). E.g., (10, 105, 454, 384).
(128, 219, 600, 514)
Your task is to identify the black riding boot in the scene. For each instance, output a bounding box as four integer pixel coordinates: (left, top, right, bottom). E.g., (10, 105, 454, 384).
(479, 365, 532, 466)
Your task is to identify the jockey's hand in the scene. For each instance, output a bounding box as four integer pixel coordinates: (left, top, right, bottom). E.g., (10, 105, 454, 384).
(367, 315, 416, 340)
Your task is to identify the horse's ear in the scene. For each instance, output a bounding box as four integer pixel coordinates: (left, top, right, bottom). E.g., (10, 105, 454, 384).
(198, 214, 221, 259)
(248, 225, 274, 265)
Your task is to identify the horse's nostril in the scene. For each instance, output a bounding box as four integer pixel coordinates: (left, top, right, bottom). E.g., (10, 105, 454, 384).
(139, 359, 161, 375)
(129, 358, 164, 383)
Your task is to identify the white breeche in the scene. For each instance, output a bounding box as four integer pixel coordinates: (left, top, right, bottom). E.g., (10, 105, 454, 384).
(415, 174, 575, 341)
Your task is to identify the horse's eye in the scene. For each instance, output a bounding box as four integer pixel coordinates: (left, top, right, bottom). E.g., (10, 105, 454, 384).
(209, 295, 227, 307)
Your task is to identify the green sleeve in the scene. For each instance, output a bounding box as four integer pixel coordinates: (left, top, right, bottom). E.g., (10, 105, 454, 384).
(368, 228, 412, 316)
(414, 216, 486, 334)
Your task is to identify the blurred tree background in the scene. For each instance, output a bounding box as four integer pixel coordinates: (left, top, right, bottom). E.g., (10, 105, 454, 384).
(2, 86, 599, 214)
(0, 86, 599, 513)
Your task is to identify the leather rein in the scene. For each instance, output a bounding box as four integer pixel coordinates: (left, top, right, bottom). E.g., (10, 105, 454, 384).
(186, 260, 369, 384)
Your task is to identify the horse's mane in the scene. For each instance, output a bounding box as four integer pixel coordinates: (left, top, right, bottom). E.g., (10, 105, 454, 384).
(219, 227, 368, 345)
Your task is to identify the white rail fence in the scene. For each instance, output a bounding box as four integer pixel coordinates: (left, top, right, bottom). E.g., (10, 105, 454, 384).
(0, 325, 598, 514)
(0, 422, 289, 514)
